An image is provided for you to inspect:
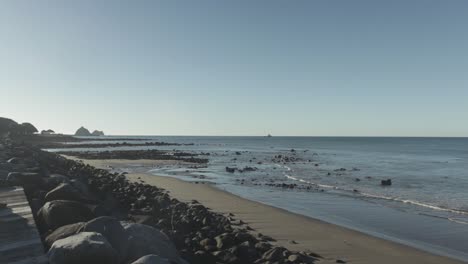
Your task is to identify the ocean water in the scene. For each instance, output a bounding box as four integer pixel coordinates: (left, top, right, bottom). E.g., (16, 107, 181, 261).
(49, 136, 468, 261)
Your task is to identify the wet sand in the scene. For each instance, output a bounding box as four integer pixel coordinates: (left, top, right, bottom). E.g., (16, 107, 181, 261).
(75, 158, 464, 264)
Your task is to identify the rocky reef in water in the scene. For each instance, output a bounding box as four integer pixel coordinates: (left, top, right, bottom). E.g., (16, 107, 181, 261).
(56, 149, 209, 164)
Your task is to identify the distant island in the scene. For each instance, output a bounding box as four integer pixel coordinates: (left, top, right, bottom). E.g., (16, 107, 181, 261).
(74, 126, 105, 136)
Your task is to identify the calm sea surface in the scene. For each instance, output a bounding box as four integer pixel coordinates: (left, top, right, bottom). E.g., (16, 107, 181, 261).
(49, 136, 468, 261)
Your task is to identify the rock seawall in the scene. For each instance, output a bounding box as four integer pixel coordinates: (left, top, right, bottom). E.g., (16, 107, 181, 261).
(0, 136, 321, 264)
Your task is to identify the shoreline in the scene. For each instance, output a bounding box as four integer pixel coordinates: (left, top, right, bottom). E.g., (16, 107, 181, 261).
(80, 158, 464, 264)
(2, 140, 323, 263)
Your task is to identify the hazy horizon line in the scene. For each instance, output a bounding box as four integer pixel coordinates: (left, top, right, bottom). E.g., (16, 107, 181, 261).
(70, 134, 468, 139)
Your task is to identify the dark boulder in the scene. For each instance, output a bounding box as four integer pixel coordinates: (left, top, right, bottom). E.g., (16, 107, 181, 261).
(44, 174, 71, 190)
(189, 250, 217, 264)
(234, 241, 258, 262)
(121, 222, 187, 264)
(7, 157, 20, 164)
(288, 254, 307, 263)
(199, 238, 216, 248)
(131, 254, 171, 264)
(381, 179, 392, 186)
(213, 250, 238, 264)
(48, 232, 118, 264)
(80, 216, 129, 261)
(262, 246, 287, 261)
(255, 242, 272, 253)
(70, 179, 92, 196)
(7, 172, 43, 186)
(225, 167, 237, 173)
(38, 200, 95, 230)
(45, 222, 85, 248)
(44, 183, 89, 202)
(215, 233, 235, 249)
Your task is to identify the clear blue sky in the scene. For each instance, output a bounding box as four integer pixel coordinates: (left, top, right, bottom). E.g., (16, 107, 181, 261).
(1, 1, 467, 136)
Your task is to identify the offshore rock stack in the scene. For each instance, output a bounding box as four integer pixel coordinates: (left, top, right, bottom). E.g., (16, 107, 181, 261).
(0, 137, 320, 264)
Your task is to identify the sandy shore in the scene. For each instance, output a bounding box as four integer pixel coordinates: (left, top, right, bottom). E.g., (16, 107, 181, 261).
(76, 158, 464, 264)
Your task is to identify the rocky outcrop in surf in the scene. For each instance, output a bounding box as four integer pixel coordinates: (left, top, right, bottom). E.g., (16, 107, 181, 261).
(74, 127, 92, 136)
(91, 130, 105, 136)
(74, 127, 105, 136)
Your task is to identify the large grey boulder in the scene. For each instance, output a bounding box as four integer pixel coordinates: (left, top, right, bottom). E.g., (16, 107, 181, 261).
(7, 157, 21, 164)
(38, 200, 95, 230)
(80, 216, 129, 261)
(45, 183, 87, 202)
(45, 222, 85, 248)
(7, 172, 43, 185)
(131, 254, 171, 264)
(0, 169, 9, 181)
(44, 174, 71, 189)
(48, 232, 118, 264)
(70, 179, 92, 195)
(122, 222, 187, 264)
(262, 246, 287, 261)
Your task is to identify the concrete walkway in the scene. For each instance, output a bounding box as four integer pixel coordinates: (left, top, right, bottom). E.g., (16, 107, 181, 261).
(0, 187, 47, 264)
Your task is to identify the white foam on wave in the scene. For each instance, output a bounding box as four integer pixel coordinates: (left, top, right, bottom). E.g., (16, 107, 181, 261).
(359, 192, 468, 217)
(284, 174, 336, 189)
(279, 164, 336, 189)
(279, 165, 468, 223)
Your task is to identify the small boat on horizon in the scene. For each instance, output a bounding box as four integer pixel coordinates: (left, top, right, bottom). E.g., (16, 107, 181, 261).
(267, 134, 272, 137)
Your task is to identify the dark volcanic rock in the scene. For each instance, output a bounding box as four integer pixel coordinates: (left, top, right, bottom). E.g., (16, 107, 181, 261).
(226, 167, 237, 173)
(235, 241, 259, 262)
(7, 157, 21, 164)
(381, 179, 392, 186)
(80, 216, 129, 261)
(262, 246, 287, 261)
(131, 254, 171, 264)
(38, 200, 95, 230)
(7, 172, 43, 186)
(215, 233, 235, 249)
(122, 222, 187, 264)
(213, 250, 239, 264)
(48, 232, 118, 264)
(255, 242, 272, 253)
(45, 222, 85, 248)
(45, 174, 71, 189)
(45, 183, 89, 202)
